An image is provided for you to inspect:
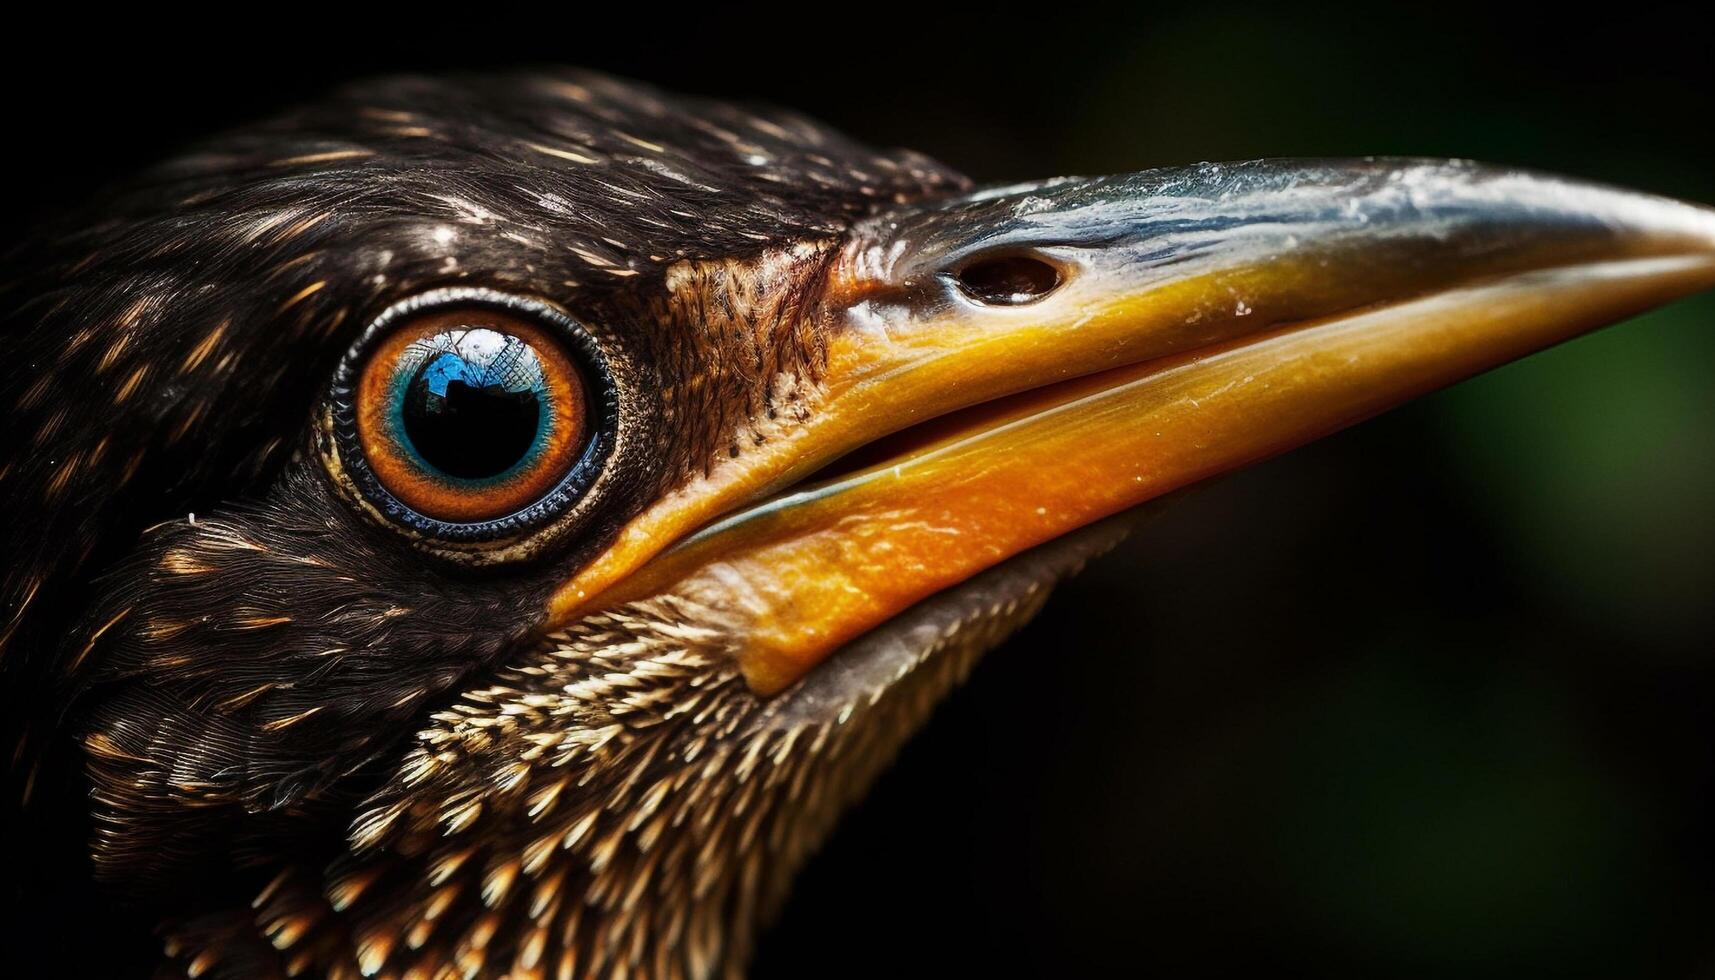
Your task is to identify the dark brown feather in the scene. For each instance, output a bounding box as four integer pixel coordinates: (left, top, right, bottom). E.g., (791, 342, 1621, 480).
(0, 69, 966, 976)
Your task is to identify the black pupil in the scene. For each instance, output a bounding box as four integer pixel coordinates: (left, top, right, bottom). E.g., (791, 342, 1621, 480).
(400, 328, 547, 480)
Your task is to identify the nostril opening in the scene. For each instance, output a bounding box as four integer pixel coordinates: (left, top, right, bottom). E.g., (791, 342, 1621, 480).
(952, 253, 1063, 305)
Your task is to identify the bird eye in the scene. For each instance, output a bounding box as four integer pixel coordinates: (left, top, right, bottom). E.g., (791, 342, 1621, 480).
(952, 252, 1064, 305)
(326, 290, 614, 543)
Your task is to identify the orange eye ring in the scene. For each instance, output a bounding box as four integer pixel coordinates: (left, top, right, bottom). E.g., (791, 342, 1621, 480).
(328, 290, 614, 542)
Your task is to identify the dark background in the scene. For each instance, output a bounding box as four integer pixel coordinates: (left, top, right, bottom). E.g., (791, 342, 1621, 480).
(6, 4, 1714, 976)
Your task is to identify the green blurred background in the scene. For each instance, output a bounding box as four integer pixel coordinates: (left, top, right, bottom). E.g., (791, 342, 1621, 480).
(8, 3, 1712, 976)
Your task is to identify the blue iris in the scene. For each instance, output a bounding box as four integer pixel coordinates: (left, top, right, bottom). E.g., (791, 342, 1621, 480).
(389, 328, 554, 483)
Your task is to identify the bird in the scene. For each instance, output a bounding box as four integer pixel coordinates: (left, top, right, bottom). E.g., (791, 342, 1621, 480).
(2, 69, 1713, 980)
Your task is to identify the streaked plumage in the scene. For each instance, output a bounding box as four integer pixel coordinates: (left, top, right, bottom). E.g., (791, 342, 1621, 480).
(5, 69, 1713, 980)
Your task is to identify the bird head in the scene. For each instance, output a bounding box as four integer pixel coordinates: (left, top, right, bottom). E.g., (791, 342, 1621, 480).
(4, 71, 1713, 978)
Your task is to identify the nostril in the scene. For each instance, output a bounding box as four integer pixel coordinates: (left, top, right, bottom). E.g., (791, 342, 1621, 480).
(951, 253, 1064, 305)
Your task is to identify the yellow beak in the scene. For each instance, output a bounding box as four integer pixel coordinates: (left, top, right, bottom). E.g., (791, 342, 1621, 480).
(549, 160, 1715, 694)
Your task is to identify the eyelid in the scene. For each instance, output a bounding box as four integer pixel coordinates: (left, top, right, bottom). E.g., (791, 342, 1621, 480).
(321, 288, 618, 549)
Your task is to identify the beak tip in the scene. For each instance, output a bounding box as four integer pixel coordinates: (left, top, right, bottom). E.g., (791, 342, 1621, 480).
(1551, 171, 1715, 256)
